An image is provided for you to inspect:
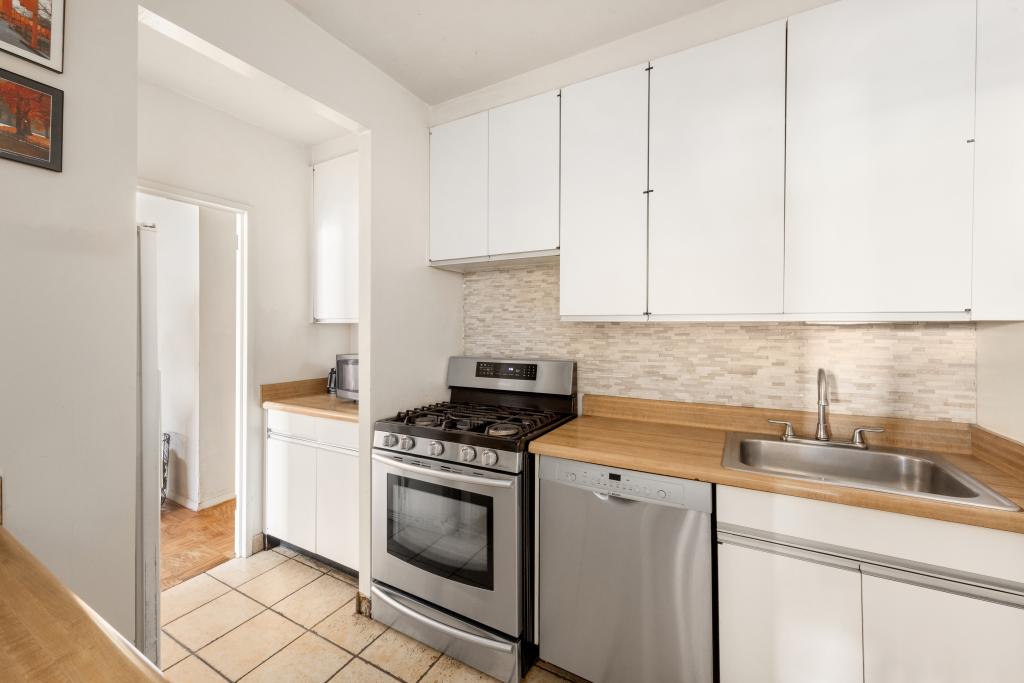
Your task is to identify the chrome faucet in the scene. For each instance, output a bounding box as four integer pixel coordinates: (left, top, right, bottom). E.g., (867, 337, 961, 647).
(767, 368, 884, 449)
(816, 368, 830, 441)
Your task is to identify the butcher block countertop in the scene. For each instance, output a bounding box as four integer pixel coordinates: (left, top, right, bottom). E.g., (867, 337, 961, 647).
(530, 395, 1024, 535)
(261, 378, 358, 423)
(0, 527, 165, 682)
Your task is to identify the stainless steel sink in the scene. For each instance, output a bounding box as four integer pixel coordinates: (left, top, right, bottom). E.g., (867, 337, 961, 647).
(722, 433, 1020, 511)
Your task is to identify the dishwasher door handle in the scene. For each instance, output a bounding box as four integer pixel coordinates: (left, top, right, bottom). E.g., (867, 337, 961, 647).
(592, 491, 639, 504)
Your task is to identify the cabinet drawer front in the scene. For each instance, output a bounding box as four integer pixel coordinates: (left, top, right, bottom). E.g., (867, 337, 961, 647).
(267, 409, 317, 441)
(315, 418, 359, 450)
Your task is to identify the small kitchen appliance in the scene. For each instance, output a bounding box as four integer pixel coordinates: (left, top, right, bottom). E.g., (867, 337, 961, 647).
(336, 354, 359, 401)
(371, 356, 577, 683)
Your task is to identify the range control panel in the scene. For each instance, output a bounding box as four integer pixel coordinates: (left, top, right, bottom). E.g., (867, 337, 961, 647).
(539, 456, 712, 513)
(475, 361, 538, 380)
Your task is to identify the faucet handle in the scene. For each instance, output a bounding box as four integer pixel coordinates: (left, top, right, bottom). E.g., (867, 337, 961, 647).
(852, 427, 884, 448)
(768, 420, 795, 440)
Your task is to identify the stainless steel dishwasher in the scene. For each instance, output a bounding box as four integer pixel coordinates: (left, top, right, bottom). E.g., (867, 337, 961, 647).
(538, 455, 713, 683)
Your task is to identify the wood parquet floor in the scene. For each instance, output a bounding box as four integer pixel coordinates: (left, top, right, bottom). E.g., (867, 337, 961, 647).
(160, 498, 236, 591)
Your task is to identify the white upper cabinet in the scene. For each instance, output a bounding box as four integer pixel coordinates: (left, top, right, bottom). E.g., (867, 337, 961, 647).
(429, 112, 488, 261)
(560, 65, 649, 318)
(649, 21, 786, 317)
(313, 152, 359, 323)
(973, 0, 1024, 320)
(488, 91, 560, 256)
(785, 0, 976, 316)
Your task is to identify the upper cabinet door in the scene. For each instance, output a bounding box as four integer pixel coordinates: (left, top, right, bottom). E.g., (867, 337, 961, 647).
(430, 112, 488, 261)
(785, 0, 976, 315)
(649, 22, 785, 317)
(488, 91, 560, 256)
(560, 65, 649, 318)
(313, 152, 359, 323)
(974, 0, 1024, 320)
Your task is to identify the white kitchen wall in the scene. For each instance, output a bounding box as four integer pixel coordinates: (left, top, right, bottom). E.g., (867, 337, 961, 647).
(977, 322, 1024, 442)
(0, 0, 138, 637)
(464, 265, 977, 422)
(137, 193, 201, 509)
(198, 206, 237, 507)
(138, 0, 464, 597)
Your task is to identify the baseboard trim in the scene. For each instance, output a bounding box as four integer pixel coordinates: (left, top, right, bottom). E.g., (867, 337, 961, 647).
(167, 492, 198, 511)
(197, 493, 236, 510)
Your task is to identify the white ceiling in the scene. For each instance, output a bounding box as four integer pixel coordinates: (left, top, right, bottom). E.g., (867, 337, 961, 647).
(285, 0, 725, 105)
(138, 9, 362, 146)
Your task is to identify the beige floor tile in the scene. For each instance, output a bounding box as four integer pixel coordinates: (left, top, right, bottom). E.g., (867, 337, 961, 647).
(160, 631, 190, 671)
(165, 655, 226, 683)
(240, 632, 352, 683)
(238, 559, 322, 606)
(161, 573, 232, 625)
(293, 553, 334, 573)
(361, 628, 441, 682)
(313, 605, 386, 653)
(164, 591, 264, 651)
(273, 575, 359, 628)
(328, 569, 359, 587)
(421, 655, 499, 682)
(524, 666, 570, 682)
(208, 550, 288, 587)
(199, 609, 304, 680)
(329, 658, 401, 683)
(272, 545, 299, 558)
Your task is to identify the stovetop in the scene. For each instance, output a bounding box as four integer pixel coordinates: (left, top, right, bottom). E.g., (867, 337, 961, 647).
(385, 401, 565, 440)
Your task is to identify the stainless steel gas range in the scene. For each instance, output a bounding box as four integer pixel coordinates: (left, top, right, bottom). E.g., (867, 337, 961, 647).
(371, 357, 577, 683)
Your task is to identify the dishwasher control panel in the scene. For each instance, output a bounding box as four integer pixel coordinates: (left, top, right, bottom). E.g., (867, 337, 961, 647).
(540, 456, 712, 513)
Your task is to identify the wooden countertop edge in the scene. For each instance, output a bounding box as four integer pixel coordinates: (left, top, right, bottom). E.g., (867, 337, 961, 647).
(262, 398, 359, 423)
(530, 399, 1024, 536)
(0, 528, 165, 682)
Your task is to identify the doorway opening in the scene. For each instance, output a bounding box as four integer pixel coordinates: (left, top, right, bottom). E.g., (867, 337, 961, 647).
(137, 186, 250, 658)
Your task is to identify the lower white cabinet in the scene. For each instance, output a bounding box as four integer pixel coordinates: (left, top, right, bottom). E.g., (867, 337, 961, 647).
(265, 410, 359, 570)
(315, 446, 360, 570)
(862, 575, 1024, 683)
(265, 435, 317, 552)
(717, 542, 863, 683)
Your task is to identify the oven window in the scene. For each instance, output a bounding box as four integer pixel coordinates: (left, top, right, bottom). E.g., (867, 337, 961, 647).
(386, 473, 494, 591)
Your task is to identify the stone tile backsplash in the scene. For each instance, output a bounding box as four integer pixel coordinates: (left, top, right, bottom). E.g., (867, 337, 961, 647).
(463, 264, 976, 422)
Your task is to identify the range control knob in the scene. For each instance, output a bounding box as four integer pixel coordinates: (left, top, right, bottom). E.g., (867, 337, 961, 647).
(481, 449, 498, 467)
(460, 446, 477, 462)
(382, 433, 398, 448)
(657, 489, 667, 499)
(428, 441, 445, 457)
(567, 472, 577, 482)
(399, 436, 416, 450)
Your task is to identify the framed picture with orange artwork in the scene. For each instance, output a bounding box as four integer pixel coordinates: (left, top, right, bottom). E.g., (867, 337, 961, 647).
(0, 0, 64, 72)
(0, 66, 63, 171)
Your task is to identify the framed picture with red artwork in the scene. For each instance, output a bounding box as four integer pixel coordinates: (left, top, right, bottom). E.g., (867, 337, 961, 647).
(0, 0, 65, 72)
(0, 66, 63, 171)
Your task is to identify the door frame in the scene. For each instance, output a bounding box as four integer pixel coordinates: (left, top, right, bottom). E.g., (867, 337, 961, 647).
(136, 180, 251, 661)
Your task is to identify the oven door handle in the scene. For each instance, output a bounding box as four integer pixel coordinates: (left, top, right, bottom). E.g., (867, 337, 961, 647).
(371, 585, 515, 654)
(372, 453, 514, 489)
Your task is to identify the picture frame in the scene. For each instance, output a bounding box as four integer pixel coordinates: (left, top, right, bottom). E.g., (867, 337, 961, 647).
(0, 66, 63, 172)
(0, 0, 65, 73)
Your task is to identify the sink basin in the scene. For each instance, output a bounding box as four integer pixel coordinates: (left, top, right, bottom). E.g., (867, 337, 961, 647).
(722, 433, 1020, 512)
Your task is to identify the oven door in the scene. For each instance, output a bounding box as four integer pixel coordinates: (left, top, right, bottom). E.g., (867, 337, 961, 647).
(372, 449, 521, 636)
